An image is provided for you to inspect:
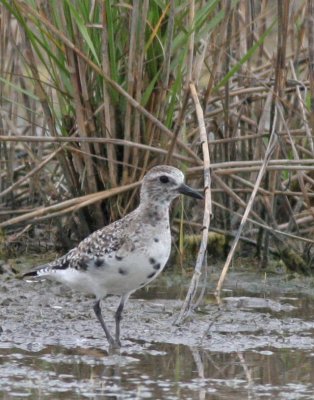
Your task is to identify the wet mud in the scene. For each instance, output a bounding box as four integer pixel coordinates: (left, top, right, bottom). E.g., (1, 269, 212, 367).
(1, 262, 314, 399)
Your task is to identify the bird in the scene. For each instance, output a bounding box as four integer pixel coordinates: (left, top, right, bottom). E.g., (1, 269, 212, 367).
(22, 165, 203, 348)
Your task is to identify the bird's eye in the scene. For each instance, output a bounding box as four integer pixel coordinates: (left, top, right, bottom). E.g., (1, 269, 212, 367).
(159, 175, 169, 184)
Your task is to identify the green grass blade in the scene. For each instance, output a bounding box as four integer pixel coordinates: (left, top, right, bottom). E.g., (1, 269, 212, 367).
(63, 0, 100, 65)
(215, 20, 276, 90)
(0, 76, 39, 101)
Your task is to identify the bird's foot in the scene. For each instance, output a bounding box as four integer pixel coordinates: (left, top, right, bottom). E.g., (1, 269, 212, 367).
(108, 338, 121, 352)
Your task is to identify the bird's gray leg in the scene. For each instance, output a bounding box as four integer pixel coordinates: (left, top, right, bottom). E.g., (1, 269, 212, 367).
(93, 300, 116, 347)
(115, 294, 129, 346)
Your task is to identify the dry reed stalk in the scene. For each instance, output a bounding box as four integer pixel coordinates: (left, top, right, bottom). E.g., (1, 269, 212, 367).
(65, 45, 99, 195)
(100, 1, 117, 187)
(210, 188, 314, 197)
(131, 0, 149, 181)
(307, 0, 314, 134)
(175, 82, 211, 325)
(0, 146, 64, 200)
(187, 0, 195, 84)
(165, 0, 190, 164)
(0, 181, 140, 228)
(62, 11, 106, 223)
(289, 60, 314, 156)
(210, 202, 314, 245)
(189, 159, 314, 170)
(215, 117, 278, 295)
(259, 0, 288, 266)
(214, 165, 314, 173)
(0, 135, 196, 162)
(202, 14, 223, 109)
(18, 26, 77, 199)
(122, 0, 139, 182)
(165, 89, 190, 165)
(276, 101, 314, 221)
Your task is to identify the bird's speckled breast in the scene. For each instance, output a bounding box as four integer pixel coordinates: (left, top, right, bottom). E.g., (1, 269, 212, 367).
(100, 222, 171, 296)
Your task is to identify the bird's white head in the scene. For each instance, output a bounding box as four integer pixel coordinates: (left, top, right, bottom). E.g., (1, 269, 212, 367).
(140, 165, 203, 205)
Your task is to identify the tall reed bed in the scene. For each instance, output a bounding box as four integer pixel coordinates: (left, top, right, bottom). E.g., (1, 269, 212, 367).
(0, 1, 313, 278)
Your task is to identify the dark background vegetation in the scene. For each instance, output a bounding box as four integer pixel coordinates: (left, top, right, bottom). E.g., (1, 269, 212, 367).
(0, 0, 313, 276)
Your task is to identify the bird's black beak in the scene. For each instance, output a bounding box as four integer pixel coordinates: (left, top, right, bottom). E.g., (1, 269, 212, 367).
(178, 184, 203, 200)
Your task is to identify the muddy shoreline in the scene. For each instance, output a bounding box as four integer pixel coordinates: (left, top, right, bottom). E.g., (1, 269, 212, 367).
(1, 263, 314, 398)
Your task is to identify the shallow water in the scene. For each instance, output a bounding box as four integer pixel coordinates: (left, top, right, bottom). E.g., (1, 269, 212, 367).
(1, 265, 314, 399)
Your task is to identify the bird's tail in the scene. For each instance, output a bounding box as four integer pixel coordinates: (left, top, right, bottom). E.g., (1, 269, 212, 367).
(21, 256, 70, 280)
(21, 263, 54, 280)
(22, 270, 38, 278)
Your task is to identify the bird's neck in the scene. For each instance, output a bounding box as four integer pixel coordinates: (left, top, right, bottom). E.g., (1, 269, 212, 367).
(137, 200, 171, 227)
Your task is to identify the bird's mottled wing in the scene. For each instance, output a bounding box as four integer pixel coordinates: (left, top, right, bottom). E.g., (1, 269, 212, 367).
(23, 213, 136, 277)
(60, 215, 136, 271)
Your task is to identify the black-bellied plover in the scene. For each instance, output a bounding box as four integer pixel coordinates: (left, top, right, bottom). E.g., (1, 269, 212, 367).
(23, 165, 203, 348)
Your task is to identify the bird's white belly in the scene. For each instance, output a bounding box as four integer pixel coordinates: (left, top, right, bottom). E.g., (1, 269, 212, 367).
(101, 237, 171, 295)
(51, 233, 171, 298)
